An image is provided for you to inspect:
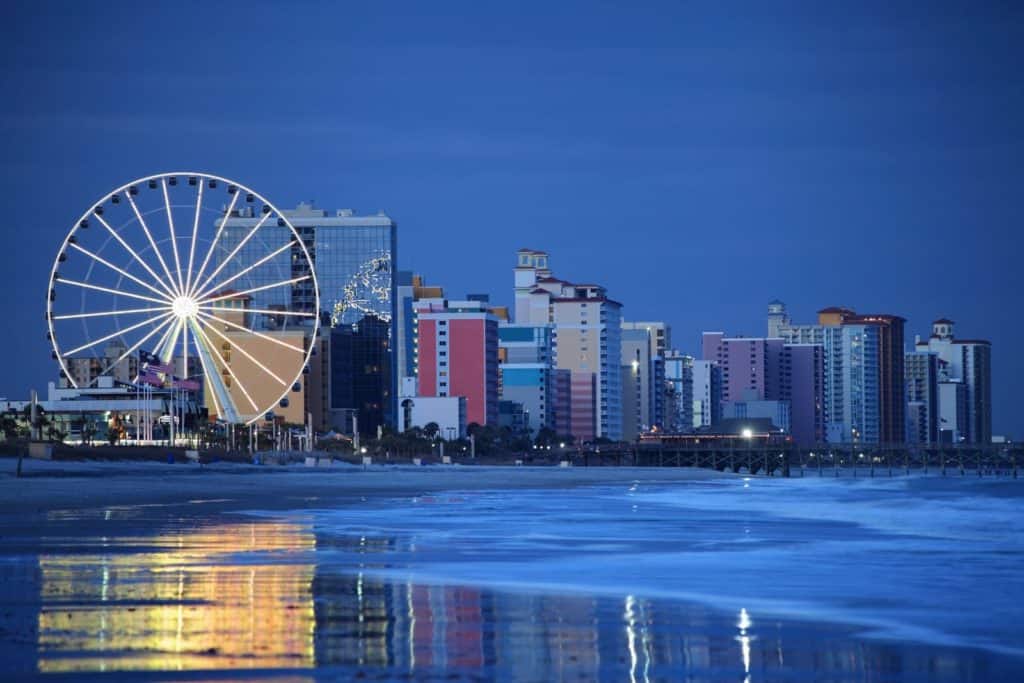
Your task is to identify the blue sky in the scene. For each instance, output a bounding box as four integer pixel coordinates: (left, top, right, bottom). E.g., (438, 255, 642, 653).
(2, 1, 1022, 435)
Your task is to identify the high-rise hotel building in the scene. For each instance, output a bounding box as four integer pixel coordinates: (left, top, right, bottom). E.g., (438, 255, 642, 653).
(773, 302, 905, 444)
(514, 250, 622, 442)
(914, 319, 991, 444)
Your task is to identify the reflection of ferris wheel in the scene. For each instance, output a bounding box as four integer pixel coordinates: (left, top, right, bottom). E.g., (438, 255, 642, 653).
(46, 172, 319, 424)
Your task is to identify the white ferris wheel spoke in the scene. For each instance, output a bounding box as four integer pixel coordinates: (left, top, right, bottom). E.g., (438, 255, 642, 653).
(87, 316, 178, 387)
(188, 188, 242, 300)
(126, 191, 181, 297)
(198, 275, 311, 305)
(189, 324, 224, 418)
(182, 316, 189, 381)
(162, 179, 185, 293)
(184, 180, 205, 294)
(191, 240, 295, 302)
(192, 322, 259, 411)
(66, 243, 176, 302)
(195, 309, 305, 352)
(196, 316, 288, 385)
(57, 278, 172, 305)
(150, 316, 181, 366)
(91, 212, 178, 299)
(62, 311, 174, 357)
(198, 305, 315, 318)
(192, 208, 275, 298)
(162, 318, 183, 369)
(52, 306, 171, 321)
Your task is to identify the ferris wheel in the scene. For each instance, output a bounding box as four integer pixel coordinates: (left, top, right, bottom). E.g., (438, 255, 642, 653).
(46, 172, 320, 424)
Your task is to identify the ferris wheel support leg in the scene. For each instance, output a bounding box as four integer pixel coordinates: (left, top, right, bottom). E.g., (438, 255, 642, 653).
(189, 319, 241, 424)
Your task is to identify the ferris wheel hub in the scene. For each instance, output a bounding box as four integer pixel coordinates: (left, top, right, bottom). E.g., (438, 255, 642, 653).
(171, 295, 199, 320)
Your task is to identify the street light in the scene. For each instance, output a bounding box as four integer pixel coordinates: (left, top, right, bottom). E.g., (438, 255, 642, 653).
(741, 428, 753, 439)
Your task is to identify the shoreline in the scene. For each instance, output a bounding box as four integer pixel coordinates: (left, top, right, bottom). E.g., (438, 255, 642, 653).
(0, 457, 731, 516)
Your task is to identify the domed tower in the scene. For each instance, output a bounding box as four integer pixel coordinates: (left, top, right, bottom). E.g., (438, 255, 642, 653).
(932, 318, 954, 340)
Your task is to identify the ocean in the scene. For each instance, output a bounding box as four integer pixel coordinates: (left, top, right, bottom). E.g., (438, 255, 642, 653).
(9, 472, 1024, 681)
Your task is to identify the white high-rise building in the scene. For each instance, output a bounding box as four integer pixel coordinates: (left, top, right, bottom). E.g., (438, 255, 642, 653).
(914, 319, 992, 444)
(691, 359, 721, 429)
(621, 322, 670, 439)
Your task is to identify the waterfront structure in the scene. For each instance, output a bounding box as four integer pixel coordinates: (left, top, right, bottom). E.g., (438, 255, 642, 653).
(721, 399, 790, 433)
(774, 302, 905, 445)
(498, 324, 553, 433)
(767, 300, 790, 339)
(621, 322, 670, 439)
(394, 272, 444, 421)
(324, 316, 391, 435)
(551, 368, 572, 438)
(622, 322, 671, 431)
(905, 350, 939, 444)
(200, 295, 307, 424)
(217, 202, 395, 428)
(415, 298, 499, 427)
(663, 352, 694, 433)
(621, 326, 655, 440)
(397, 395, 467, 439)
(782, 344, 825, 445)
(938, 379, 969, 443)
(513, 249, 622, 442)
(62, 340, 140, 389)
(702, 331, 824, 446)
(702, 333, 784, 404)
(691, 359, 722, 429)
(914, 319, 992, 444)
(4, 378, 197, 443)
(498, 400, 528, 433)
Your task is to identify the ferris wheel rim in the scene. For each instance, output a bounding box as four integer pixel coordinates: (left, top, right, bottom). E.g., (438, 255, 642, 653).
(46, 171, 320, 425)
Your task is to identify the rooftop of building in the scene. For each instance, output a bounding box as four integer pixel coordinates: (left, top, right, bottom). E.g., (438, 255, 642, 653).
(847, 313, 907, 324)
(221, 201, 395, 227)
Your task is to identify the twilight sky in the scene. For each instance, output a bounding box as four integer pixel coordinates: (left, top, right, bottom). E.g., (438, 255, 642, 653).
(2, 1, 1022, 436)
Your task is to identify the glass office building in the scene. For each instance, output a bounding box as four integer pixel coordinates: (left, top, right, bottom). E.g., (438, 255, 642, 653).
(216, 202, 398, 429)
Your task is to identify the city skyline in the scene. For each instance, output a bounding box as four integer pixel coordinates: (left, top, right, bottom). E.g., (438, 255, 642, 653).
(2, 2, 1021, 437)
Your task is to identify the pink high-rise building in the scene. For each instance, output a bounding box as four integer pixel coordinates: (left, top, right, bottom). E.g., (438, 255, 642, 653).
(416, 299, 499, 427)
(701, 333, 784, 403)
(702, 331, 824, 445)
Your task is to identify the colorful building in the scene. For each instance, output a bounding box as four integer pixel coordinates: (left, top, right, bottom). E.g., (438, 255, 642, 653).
(513, 249, 622, 441)
(415, 299, 499, 427)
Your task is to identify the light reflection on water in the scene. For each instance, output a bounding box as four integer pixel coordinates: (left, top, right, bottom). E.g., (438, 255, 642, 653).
(36, 522, 316, 672)
(14, 509, 1020, 681)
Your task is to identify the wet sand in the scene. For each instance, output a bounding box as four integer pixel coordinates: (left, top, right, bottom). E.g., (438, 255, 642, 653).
(0, 458, 728, 515)
(1, 458, 1021, 681)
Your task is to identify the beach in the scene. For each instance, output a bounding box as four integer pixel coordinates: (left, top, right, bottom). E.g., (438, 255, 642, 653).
(1, 457, 1022, 681)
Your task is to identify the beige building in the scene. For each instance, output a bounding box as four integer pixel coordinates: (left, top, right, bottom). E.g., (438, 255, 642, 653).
(513, 249, 623, 441)
(198, 295, 309, 424)
(63, 340, 140, 388)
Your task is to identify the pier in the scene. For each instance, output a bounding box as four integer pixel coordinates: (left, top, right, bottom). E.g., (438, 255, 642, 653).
(573, 439, 1023, 477)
